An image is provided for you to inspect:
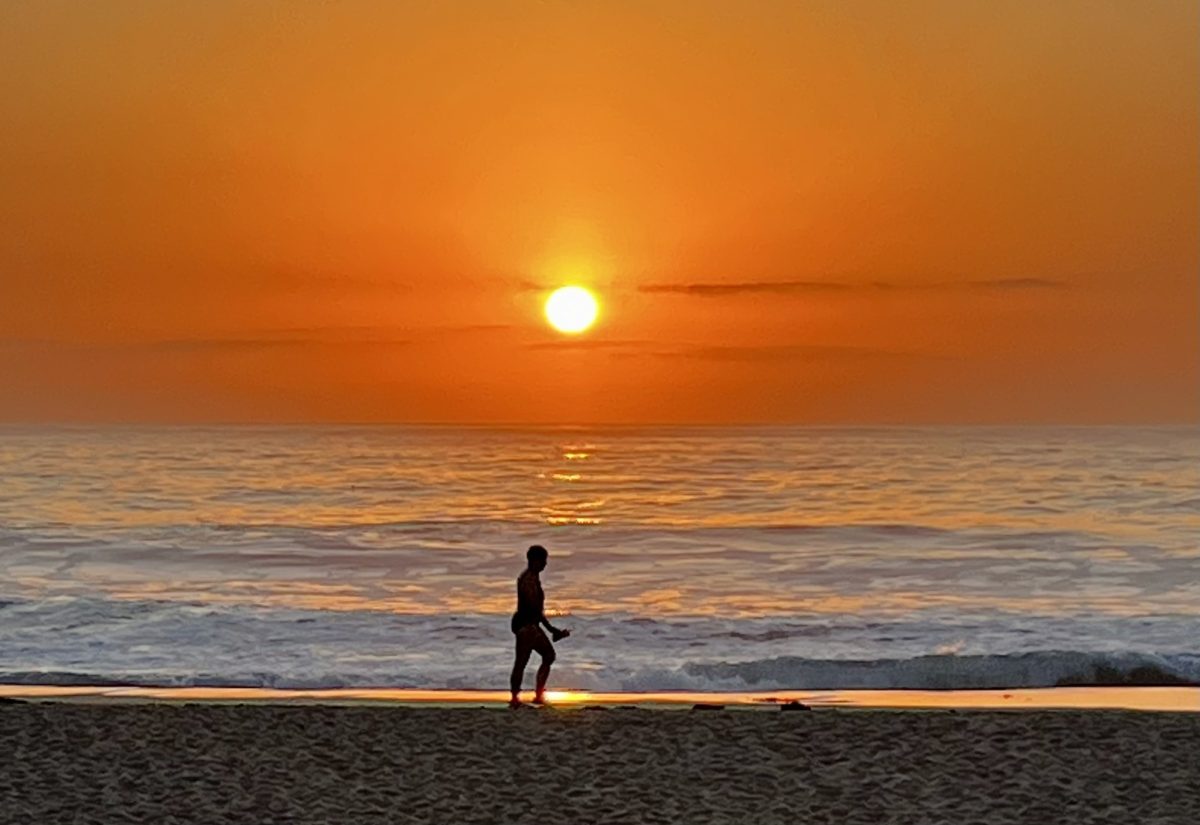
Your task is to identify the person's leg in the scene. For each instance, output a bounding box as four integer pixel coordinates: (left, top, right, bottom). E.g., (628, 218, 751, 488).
(510, 631, 533, 705)
(530, 629, 556, 703)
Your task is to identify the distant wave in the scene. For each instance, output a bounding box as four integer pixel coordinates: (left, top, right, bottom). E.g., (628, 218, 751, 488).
(0, 652, 1195, 692)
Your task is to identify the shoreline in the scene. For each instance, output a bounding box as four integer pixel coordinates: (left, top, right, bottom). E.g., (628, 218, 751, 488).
(2, 683, 1196, 711)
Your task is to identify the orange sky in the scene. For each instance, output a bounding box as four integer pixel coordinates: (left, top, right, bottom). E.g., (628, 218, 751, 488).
(2, 1, 1196, 424)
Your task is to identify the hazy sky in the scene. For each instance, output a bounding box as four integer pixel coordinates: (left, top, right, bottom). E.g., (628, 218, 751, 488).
(2, 1, 1196, 424)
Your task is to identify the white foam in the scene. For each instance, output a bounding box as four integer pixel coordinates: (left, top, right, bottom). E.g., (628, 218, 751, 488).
(0, 597, 1195, 691)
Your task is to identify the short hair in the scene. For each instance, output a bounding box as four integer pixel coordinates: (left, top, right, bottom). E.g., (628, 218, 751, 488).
(527, 545, 548, 562)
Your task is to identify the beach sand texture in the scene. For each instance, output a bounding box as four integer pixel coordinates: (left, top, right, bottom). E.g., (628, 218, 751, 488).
(2, 704, 1197, 825)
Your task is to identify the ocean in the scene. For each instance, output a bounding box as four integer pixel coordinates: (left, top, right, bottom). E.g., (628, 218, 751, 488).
(0, 425, 1197, 691)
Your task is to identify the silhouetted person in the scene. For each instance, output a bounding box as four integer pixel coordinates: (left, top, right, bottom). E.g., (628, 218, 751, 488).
(509, 544, 569, 706)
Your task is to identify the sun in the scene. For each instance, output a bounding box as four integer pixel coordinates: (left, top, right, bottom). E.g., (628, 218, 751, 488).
(544, 286, 599, 334)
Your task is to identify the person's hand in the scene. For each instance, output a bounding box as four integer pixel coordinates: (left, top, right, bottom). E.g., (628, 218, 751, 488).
(551, 628, 570, 642)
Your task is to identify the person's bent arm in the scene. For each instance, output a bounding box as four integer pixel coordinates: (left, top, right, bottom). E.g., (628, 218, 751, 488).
(541, 614, 569, 640)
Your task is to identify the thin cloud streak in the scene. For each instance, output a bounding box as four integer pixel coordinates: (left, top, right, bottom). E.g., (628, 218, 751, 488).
(426, 324, 513, 335)
(641, 281, 854, 296)
(639, 278, 1068, 296)
(0, 324, 509, 354)
(525, 339, 653, 351)
(145, 337, 413, 353)
(516, 339, 935, 362)
(0, 332, 414, 353)
(627, 343, 935, 363)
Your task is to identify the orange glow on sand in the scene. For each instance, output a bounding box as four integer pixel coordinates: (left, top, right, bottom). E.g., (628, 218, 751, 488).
(1, 685, 1196, 713)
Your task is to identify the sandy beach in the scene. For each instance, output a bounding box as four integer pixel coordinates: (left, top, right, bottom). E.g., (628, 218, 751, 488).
(2, 702, 1197, 824)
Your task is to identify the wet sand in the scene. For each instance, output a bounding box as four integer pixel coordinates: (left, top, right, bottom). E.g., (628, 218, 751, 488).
(2, 683, 1197, 711)
(2, 702, 1197, 824)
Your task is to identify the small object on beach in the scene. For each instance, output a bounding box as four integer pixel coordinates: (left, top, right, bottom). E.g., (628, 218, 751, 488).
(780, 701, 811, 712)
(691, 703, 725, 711)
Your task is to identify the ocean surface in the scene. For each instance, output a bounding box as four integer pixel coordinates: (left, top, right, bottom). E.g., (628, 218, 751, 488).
(0, 425, 1197, 691)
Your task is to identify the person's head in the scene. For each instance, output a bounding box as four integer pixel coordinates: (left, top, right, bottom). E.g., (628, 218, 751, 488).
(527, 544, 548, 572)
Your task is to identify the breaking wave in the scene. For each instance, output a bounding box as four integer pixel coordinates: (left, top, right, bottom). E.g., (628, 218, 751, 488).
(673, 651, 1200, 690)
(0, 651, 1195, 692)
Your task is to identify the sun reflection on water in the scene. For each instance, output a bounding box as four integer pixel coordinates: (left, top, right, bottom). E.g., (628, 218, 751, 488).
(1, 426, 1197, 620)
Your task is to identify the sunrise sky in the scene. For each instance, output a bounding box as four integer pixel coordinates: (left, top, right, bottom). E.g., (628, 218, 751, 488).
(2, 1, 1196, 424)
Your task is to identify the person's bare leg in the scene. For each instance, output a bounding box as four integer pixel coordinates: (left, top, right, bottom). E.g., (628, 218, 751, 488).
(533, 637, 556, 703)
(510, 634, 532, 706)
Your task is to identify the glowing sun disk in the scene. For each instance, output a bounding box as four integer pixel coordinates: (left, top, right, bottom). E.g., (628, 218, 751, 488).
(545, 286, 599, 334)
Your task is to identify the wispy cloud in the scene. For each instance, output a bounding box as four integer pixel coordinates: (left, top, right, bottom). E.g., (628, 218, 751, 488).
(639, 278, 1067, 296)
(0, 329, 413, 353)
(629, 343, 930, 363)
(0, 323, 521, 355)
(525, 339, 652, 351)
(426, 323, 513, 335)
(519, 338, 935, 363)
(640, 281, 854, 296)
(144, 336, 412, 353)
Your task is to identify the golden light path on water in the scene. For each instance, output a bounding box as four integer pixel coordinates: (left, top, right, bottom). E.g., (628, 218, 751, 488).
(5, 426, 1196, 618)
(0, 685, 1196, 712)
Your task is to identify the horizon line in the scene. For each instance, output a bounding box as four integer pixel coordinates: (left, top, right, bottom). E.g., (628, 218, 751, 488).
(0, 420, 1196, 429)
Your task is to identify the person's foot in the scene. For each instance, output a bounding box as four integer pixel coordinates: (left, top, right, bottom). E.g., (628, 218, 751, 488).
(531, 693, 547, 706)
(508, 697, 522, 709)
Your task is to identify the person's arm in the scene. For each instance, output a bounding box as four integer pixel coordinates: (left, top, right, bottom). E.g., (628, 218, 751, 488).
(543, 618, 570, 641)
(532, 579, 569, 640)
